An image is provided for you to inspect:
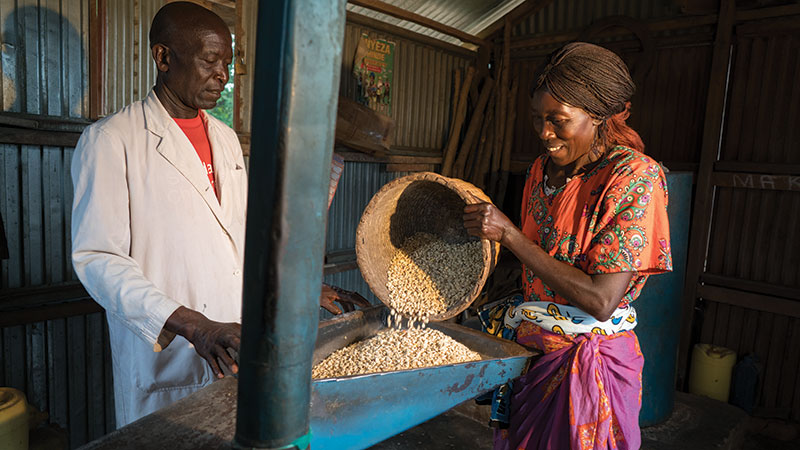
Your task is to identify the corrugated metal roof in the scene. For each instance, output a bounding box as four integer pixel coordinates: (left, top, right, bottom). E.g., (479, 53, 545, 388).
(346, 0, 525, 46)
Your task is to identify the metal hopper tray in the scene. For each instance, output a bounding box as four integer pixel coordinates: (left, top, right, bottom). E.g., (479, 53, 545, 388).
(310, 305, 535, 450)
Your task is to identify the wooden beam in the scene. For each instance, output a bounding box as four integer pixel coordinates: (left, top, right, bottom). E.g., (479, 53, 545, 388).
(0, 300, 103, 327)
(0, 282, 90, 309)
(346, 11, 476, 58)
(385, 163, 436, 172)
(510, 13, 718, 50)
(89, 0, 107, 119)
(701, 274, 800, 302)
(0, 282, 103, 326)
(508, 4, 799, 52)
(335, 149, 441, 165)
(0, 126, 81, 147)
(348, 0, 488, 47)
(677, 0, 736, 389)
(736, 3, 800, 22)
(477, 0, 554, 39)
(714, 161, 800, 175)
(712, 172, 800, 191)
(698, 284, 800, 319)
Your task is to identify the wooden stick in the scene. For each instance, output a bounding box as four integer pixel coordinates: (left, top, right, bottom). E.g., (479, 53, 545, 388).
(441, 66, 475, 177)
(452, 77, 495, 179)
(474, 91, 497, 190)
(489, 18, 513, 198)
(451, 68, 462, 129)
(468, 89, 496, 185)
(496, 76, 520, 205)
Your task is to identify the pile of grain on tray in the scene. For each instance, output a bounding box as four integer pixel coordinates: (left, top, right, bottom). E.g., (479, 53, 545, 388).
(386, 232, 483, 319)
(311, 327, 482, 379)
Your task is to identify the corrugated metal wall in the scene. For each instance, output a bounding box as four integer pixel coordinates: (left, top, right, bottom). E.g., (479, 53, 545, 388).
(340, 20, 473, 152)
(514, 0, 682, 37)
(103, 0, 164, 116)
(321, 163, 410, 320)
(700, 20, 800, 419)
(0, 314, 116, 447)
(1, 144, 76, 288)
(0, 1, 116, 447)
(0, 0, 88, 116)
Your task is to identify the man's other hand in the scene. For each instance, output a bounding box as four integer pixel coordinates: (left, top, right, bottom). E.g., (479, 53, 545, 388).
(320, 284, 371, 315)
(165, 307, 241, 379)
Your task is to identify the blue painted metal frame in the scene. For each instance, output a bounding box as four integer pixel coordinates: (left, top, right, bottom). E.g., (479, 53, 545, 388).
(236, 0, 348, 448)
(309, 306, 534, 449)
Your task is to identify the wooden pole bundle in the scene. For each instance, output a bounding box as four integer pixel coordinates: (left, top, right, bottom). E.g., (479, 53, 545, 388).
(470, 89, 496, 189)
(439, 17, 520, 207)
(495, 75, 520, 206)
(487, 17, 512, 200)
(441, 66, 476, 177)
(452, 77, 495, 179)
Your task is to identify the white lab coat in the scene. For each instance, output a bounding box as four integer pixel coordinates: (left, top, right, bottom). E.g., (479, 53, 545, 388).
(71, 90, 248, 427)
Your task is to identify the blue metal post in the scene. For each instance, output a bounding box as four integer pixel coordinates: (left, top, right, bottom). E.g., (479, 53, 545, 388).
(637, 172, 693, 426)
(234, 0, 347, 448)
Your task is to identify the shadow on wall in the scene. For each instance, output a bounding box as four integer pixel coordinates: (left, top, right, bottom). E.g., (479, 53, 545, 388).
(1, 6, 85, 116)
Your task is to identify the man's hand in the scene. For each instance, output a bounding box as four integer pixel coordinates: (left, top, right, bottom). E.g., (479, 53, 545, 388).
(320, 284, 371, 315)
(164, 306, 241, 379)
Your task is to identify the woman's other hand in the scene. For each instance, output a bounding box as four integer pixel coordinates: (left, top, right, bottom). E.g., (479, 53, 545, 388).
(463, 202, 516, 245)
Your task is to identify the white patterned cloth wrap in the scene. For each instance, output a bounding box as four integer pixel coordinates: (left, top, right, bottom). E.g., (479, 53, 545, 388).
(504, 301, 638, 336)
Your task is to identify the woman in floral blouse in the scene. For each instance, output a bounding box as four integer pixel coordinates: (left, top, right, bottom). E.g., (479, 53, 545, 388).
(464, 42, 671, 450)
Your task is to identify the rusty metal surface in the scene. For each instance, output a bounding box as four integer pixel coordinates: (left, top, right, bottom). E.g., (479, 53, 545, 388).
(77, 377, 238, 450)
(79, 306, 534, 449)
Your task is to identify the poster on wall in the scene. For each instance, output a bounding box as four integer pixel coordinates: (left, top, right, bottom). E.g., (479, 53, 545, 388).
(353, 33, 394, 115)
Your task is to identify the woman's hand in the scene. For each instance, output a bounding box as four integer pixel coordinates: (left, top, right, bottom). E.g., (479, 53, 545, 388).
(463, 202, 516, 245)
(320, 284, 371, 315)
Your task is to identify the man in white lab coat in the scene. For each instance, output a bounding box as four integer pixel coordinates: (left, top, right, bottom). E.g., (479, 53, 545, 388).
(71, 3, 246, 426)
(72, 1, 369, 428)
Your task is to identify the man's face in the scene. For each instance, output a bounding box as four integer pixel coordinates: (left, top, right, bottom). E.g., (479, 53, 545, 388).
(164, 27, 233, 111)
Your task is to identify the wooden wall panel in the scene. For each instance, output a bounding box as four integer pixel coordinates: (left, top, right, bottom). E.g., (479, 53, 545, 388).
(509, 35, 713, 168)
(694, 11, 800, 420)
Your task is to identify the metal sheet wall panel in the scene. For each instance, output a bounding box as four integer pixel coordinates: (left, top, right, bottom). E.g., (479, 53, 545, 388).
(0, 314, 115, 448)
(0, 0, 88, 117)
(104, 0, 164, 115)
(515, 0, 682, 37)
(720, 33, 800, 164)
(321, 162, 410, 320)
(707, 187, 800, 293)
(1, 144, 75, 289)
(340, 21, 473, 152)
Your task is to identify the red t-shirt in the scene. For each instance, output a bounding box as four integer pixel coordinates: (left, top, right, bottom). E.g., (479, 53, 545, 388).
(173, 114, 217, 198)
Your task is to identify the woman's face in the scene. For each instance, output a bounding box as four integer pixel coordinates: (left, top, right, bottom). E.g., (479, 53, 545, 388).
(530, 88, 600, 167)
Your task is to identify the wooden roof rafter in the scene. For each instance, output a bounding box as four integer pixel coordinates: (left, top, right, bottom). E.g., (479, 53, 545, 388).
(348, 0, 489, 48)
(478, 0, 555, 40)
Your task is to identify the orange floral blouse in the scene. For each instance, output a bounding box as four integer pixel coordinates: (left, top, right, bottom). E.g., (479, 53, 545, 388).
(520, 146, 672, 308)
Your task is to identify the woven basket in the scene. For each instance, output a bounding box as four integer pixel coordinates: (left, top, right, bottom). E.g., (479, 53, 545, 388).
(356, 172, 501, 321)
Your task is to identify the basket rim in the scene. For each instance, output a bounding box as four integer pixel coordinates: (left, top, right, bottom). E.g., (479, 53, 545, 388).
(355, 172, 500, 322)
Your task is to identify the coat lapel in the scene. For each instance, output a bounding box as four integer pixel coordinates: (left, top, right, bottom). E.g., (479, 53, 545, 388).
(142, 91, 232, 237)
